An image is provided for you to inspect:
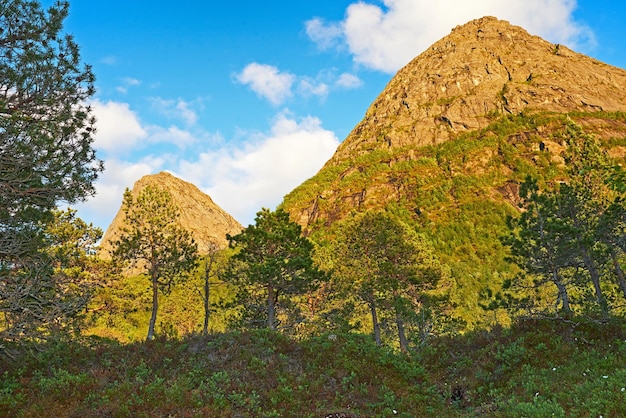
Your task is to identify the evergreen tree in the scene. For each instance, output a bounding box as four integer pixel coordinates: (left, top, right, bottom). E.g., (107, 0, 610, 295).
(331, 211, 446, 351)
(110, 185, 198, 340)
(505, 177, 578, 315)
(0, 208, 102, 338)
(560, 126, 614, 313)
(196, 242, 227, 335)
(597, 197, 626, 299)
(0, 1, 102, 339)
(222, 208, 324, 331)
(506, 123, 626, 316)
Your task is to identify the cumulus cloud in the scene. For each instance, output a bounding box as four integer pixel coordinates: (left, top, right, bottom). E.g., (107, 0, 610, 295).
(335, 73, 363, 89)
(150, 97, 199, 126)
(91, 100, 147, 155)
(235, 63, 296, 106)
(147, 125, 198, 149)
(235, 64, 362, 104)
(298, 78, 330, 99)
(178, 112, 340, 225)
(306, 0, 595, 73)
(305, 17, 344, 50)
(76, 102, 339, 230)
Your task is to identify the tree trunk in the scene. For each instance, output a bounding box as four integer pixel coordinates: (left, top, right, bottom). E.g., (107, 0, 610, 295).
(368, 297, 381, 346)
(395, 311, 408, 353)
(580, 245, 608, 314)
(202, 263, 210, 335)
(552, 267, 571, 314)
(611, 252, 626, 299)
(147, 274, 159, 341)
(267, 284, 276, 331)
(536, 201, 571, 315)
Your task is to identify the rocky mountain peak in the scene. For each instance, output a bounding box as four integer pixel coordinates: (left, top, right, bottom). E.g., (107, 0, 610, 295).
(328, 16, 626, 164)
(99, 172, 242, 258)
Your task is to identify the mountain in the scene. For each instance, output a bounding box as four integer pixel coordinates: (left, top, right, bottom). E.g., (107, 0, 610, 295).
(284, 16, 626, 229)
(99, 172, 242, 258)
(281, 17, 626, 325)
(333, 16, 626, 163)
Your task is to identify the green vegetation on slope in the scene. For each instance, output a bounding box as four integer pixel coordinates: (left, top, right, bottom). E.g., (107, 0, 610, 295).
(282, 111, 626, 328)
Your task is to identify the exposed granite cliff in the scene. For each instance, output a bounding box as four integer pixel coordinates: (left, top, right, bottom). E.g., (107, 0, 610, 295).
(99, 172, 242, 258)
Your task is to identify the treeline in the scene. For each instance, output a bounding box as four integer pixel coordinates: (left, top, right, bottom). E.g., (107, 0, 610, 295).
(79, 120, 626, 347)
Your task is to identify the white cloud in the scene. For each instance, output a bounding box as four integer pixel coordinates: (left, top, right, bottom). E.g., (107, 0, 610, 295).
(335, 73, 363, 89)
(115, 77, 142, 94)
(236, 64, 361, 104)
(298, 78, 329, 99)
(78, 101, 339, 230)
(305, 17, 344, 50)
(178, 112, 339, 226)
(150, 97, 199, 126)
(122, 77, 141, 86)
(147, 125, 197, 149)
(91, 100, 147, 155)
(307, 0, 595, 73)
(235, 63, 296, 106)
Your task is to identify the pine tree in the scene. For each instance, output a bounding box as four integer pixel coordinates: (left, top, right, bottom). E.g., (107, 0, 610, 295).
(331, 211, 446, 351)
(0, 1, 102, 339)
(110, 185, 198, 340)
(222, 208, 324, 331)
(505, 177, 578, 315)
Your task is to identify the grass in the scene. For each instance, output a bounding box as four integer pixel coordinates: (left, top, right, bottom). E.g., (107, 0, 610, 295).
(1, 317, 625, 417)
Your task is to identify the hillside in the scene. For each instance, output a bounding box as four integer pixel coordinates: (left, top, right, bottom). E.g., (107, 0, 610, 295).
(99, 172, 242, 257)
(282, 17, 626, 325)
(2, 319, 625, 417)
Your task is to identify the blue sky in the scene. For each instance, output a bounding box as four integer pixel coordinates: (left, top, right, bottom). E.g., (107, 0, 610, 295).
(51, 0, 626, 230)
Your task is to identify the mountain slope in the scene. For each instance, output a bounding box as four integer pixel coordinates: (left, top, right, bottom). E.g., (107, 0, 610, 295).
(281, 17, 626, 326)
(284, 16, 626, 230)
(99, 172, 242, 257)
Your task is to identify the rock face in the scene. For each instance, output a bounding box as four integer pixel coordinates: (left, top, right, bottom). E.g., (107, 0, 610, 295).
(284, 16, 626, 231)
(328, 16, 626, 165)
(99, 172, 242, 258)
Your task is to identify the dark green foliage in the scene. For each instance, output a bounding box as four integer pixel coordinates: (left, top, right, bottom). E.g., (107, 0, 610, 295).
(0, 0, 102, 340)
(327, 211, 448, 351)
(222, 208, 325, 331)
(0, 208, 102, 340)
(504, 176, 580, 315)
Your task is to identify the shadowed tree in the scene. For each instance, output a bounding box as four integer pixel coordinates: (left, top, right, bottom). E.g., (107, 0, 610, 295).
(331, 211, 446, 352)
(559, 126, 614, 313)
(110, 185, 198, 340)
(597, 198, 626, 299)
(505, 177, 578, 315)
(1, 208, 102, 339)
(196, 241, 229, 335)
(506, 124, 626, 316)
(0, 1, 102, 339)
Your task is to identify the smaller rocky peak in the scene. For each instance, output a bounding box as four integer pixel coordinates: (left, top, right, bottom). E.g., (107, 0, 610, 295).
(99, 172, 242, 258)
